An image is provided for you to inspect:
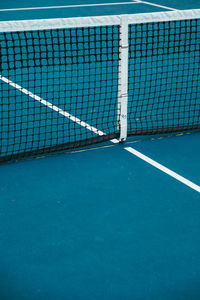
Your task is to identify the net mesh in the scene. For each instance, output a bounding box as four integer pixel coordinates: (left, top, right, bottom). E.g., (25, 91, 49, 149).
(128, 18, 200, 135)
(0, 26, 120, 161)
(0, 15, 200, 162)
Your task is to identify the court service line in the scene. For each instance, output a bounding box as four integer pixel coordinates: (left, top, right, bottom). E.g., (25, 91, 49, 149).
(133, 0, 177, 11)
(0, 2, 139, 12)
(0, 75, 118, 144)
(125, 147, 200, 193)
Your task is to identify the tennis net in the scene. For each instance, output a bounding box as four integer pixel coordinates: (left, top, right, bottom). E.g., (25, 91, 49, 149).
(0, 9, 200, 162)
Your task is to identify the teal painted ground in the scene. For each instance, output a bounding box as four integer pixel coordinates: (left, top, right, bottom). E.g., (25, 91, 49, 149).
(0, 0, 200, 299)
(0, 132, 200, 299)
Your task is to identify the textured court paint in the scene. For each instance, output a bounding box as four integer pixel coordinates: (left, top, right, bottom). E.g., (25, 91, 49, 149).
(0, 4, 165, 22)
(133, 0, 177, 11)
(1, 9, 200, 32)
(0, 1, 200, 299)
(149, 0, 200, 10)
(0, 2, 139, 12)
(125, 147, 200, 193)
(0, 144, 200, 300)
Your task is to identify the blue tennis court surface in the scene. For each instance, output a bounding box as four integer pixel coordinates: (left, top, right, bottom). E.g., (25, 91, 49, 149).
(0, 1, 200, 299)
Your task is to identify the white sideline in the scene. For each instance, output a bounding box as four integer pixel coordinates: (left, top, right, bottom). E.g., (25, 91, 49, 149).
(0, 75, 104, 135)
(133, 0, 177, 11)
(125, 147, 200, 193)
(0, 2, 139, 12)
(1, 77, 199, 192)
(0, 75, 119, 144)
(1, 9, 200, 32)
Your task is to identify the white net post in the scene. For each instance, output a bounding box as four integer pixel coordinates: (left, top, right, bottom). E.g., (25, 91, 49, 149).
(118, 16, 129, 142)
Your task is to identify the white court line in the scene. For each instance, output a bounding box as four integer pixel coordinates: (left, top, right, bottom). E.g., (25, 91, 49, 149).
(0, 75, 119, 144)
(133, 0, 177, 11)
(125, 147, 200, 193)
(0, 76, 103, 135)
(1, 76, 198, 191)
(0, 2, 139, 12)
